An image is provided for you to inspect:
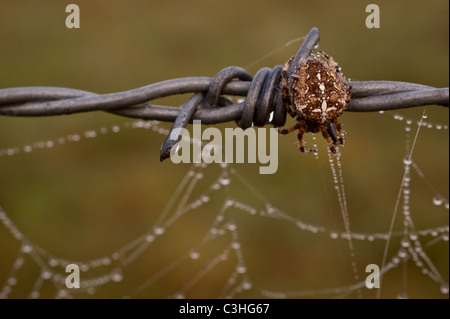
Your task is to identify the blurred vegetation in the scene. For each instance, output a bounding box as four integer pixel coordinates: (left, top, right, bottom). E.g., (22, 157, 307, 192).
(0, 0, 448, 298)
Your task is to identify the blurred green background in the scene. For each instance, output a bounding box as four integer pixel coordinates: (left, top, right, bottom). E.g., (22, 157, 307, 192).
(0, 0, 448, 299)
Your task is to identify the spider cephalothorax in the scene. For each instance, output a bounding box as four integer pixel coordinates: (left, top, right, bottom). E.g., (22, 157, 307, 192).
(279, 50, 351, 155)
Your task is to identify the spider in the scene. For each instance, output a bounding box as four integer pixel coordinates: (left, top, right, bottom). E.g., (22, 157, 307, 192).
(278, 50, 351, 155)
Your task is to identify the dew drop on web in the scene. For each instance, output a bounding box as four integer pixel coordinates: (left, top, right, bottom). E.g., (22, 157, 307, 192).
(21, 244, 33, 254)
(189, 249, 200, 260)
(236, 263, 247, 274)
(432, 194, 443, 206)
(111, 268, 123, 282)
(440, 284, 449, 294)
(403, 156, 412, 166)
(174, 292, 185, 299)
(40, 270, 53, 280)
(145, 234, 155, 242)
(154, 224, 165, 235)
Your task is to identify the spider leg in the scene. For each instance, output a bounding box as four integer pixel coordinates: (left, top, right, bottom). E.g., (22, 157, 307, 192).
(278, 121, 302, 135)
(297, 125, 307, 153)
(297, 125, 317, 153)
(326, 122, 339, 145)
(332, 118, 345, 145)
(281, 56, 298, 119)
(283, 100, 297, 118)
(318, 50, 341, 73)
(321, 127, 340, 156)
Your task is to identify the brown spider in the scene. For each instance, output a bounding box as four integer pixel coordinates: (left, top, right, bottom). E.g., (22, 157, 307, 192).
(278, 50, 351, 155)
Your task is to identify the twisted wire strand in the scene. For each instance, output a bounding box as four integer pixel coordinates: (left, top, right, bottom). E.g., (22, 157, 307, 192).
(0, 27, 448, 160)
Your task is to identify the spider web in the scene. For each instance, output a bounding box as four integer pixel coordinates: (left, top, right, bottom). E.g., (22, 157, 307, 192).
(0, 107, 448, 299)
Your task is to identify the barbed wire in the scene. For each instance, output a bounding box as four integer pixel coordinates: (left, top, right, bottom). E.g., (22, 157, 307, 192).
(0, 28, 448, 160)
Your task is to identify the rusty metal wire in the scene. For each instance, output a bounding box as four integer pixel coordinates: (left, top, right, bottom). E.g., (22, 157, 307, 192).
(0, 27, 448, 160)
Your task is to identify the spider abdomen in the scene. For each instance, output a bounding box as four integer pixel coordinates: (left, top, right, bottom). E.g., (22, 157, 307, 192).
(288, 57, 349, 124)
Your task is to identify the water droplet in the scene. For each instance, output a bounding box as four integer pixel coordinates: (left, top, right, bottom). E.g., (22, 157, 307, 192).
(112, 252, 120, 260)
(201, 195, 210, 203)
(440, 284, 449, 294)
(111, 269, 123, 282)
(87, 287, 96, 295)
(102, 257, 111, 266)
(432, 194, 444, 206)
(24, 145, 33, 152)
(409, 232, 418, 241)
(378, 110, 385, 114)
(397, 292, 408, 299)
(225, 199, 234, 207)
(21, 244, 33, 254)
(296, 221, 306, 230)
(330, 232, 339, 239)
(403, 157, 412, 166)
(48, 258, 59, 267)
(211, 183, 220, 190)
(236, 264, 247, 274)
(146, 234, 155, 242)
(309, 226, 318, 233)
(12, 257, 24, 269)
(174, 292, 185, 299)
(219, 177, 230, 185)
(80, 264, 90, 272)
(231, 241, 241, 250)
(84, 130, 97, 138)
(196, 173, 204, 180)
(154, 225, 165, 235)
(242, 279, 252, 290)
(398, 248, 407, 258)
(422, 114, 428, 119)
(29, 291, 40, 299)
(72, 134, 80, 142)
(41, 270, 53, 280)
(7, 277, 17, 286)
(189, 249, 200, 260)
(227, 222, 237, 231)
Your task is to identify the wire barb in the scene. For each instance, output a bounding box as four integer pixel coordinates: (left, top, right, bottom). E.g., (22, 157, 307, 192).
(0, 27, 448, 160)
